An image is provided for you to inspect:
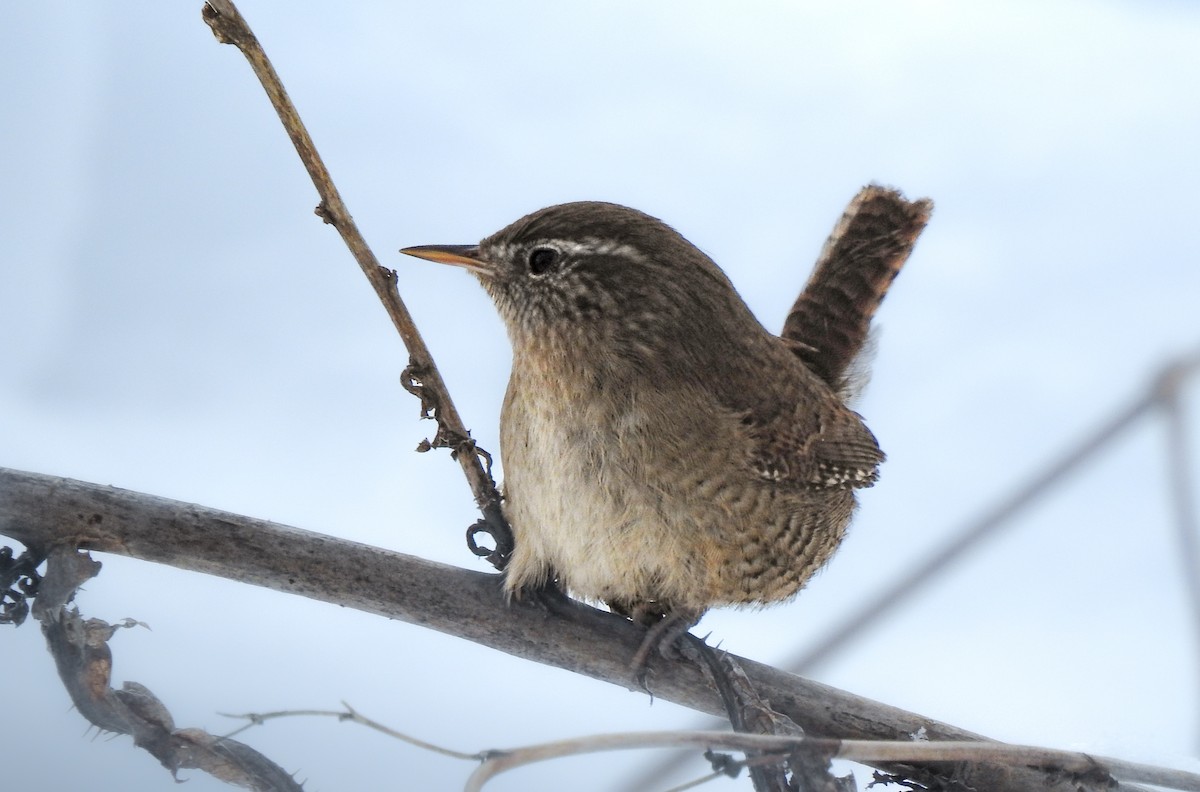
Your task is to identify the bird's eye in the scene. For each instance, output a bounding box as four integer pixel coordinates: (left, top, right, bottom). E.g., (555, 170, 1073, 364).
(527, 247, 559, 275)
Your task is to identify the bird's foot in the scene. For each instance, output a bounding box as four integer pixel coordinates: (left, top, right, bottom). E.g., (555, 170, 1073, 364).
(630, 608, 702, 689)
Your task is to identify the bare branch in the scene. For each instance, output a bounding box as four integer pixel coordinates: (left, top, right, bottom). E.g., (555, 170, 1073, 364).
(220, 703, 479, 762)
(32, 547, 303, 791)
(464, 731, 1200, 792)
(0, 466, 1152, 791)
(199, 0, 512, 566)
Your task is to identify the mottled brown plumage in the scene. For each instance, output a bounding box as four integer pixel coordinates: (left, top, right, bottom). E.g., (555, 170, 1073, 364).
(784, 186, 932, 395)
(402, 190, 926, 637)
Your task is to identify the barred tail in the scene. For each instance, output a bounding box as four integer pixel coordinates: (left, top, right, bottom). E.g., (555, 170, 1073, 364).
(783, 185, 932, 395)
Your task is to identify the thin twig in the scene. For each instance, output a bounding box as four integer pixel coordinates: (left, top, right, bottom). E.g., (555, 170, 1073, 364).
(213, 699, 1200, 792)
(463, 730, 1200, 792)
(219, 703, 480, 761)
(199, 0, 512, 565)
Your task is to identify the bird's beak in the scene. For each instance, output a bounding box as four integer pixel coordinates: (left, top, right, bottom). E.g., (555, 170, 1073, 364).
(400, 244, 494, 277)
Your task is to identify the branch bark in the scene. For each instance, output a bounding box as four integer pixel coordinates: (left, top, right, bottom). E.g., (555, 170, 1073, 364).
(1, 466, 1119, 791)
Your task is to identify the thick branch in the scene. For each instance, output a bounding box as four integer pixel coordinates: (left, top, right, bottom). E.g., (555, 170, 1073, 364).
(1, 467, 1111, 791)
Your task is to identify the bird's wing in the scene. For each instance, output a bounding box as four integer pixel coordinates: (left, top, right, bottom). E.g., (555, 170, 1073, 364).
(742, 389, 885, 490)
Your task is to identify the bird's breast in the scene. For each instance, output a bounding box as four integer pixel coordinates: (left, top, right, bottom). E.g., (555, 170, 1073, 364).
(497, 358, 747, 605)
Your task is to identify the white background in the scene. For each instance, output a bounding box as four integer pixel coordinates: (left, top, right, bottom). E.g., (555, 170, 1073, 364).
(3, 2, 1200, 790)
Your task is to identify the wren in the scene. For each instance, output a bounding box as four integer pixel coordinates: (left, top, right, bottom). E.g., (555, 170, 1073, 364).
(402, 188, 930, 644)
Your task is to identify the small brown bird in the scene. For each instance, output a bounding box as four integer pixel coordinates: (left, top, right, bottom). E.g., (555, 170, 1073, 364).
(403, 190, 928, 645)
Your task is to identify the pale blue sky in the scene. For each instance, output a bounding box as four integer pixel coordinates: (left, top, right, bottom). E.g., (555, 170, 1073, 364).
(3, 2, 1200, 790)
